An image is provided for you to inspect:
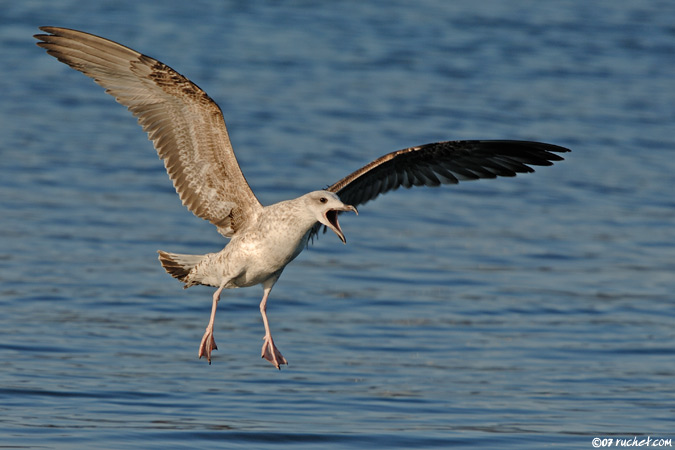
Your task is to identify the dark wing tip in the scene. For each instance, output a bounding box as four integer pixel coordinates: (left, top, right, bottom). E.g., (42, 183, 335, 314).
(34, 26, 76, 43)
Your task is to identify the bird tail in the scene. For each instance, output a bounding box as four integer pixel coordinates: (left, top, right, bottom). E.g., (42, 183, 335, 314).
(157, 250, 204, 285)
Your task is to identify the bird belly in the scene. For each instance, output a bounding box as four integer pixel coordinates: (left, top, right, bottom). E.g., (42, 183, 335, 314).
(204, 230, 309, 289)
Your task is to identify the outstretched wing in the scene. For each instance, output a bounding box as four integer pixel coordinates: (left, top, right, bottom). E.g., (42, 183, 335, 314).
(35, 26, 262, 237)
(310, 140, 569, 241)
(328, 140, 569, 207)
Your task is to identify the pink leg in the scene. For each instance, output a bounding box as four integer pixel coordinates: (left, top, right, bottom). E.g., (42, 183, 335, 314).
(198, 284, 224, 364)
(259, 284, 288, 369)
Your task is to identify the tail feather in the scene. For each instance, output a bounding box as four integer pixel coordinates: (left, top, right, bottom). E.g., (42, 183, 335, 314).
(157, 250, 204, 285)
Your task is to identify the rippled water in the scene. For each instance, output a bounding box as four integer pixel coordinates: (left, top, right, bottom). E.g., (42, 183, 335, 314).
(2, 1, 674, 449)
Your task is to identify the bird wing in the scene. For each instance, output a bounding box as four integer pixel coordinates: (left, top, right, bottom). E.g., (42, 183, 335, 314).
(35, 26, 262, 237)
(310, 140, 569, 240)
(328, 140, 569, 207)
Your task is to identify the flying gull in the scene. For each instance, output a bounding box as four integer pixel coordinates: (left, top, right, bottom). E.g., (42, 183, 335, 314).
(35, 27, 570, 369)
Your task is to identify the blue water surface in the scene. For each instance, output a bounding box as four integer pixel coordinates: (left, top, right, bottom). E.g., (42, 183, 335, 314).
(1, 1, 674, 449)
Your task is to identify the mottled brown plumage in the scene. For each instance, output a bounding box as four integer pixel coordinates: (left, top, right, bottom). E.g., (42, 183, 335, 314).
(36, 26, 261, 238)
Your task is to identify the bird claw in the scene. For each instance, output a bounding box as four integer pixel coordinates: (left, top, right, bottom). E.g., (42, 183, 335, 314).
(261, 335, 288, 369)
(198, 328, 218, 364)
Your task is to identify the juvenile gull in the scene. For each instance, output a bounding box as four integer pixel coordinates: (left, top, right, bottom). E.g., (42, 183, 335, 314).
(35, 27, 570, 369)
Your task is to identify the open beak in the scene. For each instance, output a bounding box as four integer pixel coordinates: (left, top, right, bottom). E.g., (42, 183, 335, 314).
(324, 204, 358, 244)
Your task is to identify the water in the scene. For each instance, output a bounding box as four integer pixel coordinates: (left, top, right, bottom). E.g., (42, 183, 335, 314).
(2, 1, 674, 448)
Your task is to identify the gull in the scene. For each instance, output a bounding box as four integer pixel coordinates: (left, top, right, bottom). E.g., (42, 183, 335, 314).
(35, 27, 569, 369)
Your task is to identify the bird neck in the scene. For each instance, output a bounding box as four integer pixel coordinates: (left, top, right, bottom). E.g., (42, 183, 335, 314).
(262, 198, 320, 238)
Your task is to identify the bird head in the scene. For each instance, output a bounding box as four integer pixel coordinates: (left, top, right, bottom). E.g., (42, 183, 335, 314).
(305, 191, 358, 244)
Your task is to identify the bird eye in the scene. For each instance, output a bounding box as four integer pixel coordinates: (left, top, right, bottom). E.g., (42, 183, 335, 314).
(319, 197, 327, 203)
